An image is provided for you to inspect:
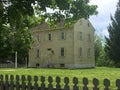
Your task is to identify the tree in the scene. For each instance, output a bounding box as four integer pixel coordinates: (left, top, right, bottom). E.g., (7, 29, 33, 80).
(94, 34, 106, 66)
(94, 35, 103, 62)
(94, 34, 114, 67)
(1, 0, 97, 25)
(105, 0, 120, 67)
(0, 0, 97, 63)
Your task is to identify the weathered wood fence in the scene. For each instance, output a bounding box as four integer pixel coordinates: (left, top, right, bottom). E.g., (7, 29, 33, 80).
(0, 64, 25, 68)
(0, 74, 120, 90)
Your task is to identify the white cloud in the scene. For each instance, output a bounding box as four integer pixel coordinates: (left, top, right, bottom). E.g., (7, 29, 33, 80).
(89, 0, 118, 37)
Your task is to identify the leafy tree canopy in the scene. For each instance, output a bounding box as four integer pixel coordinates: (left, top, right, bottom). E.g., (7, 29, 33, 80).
(1, 0, 97, 26)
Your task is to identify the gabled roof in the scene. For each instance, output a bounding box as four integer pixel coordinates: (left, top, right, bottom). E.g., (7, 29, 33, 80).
(30, 18, 95, 33)
(30, 21, 67, 33)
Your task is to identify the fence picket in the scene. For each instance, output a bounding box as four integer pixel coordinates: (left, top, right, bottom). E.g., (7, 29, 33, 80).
(41, 76, 45, 90)
(0, 75, 4, 90)
(5, 75, 9, 90)
(48, 76, 53, 90)
(116, 79, 120, 90)
(56, 76, 61, 90)
(64, 77, 70, 90)
(83, 77, 88, 90)
(10, 75, 14, 90)
(21, 75, 26, 90)
(34, 76, 39, 90)
(27, 75, 32, 90)
(73, 77, 79, 90)
(104, 79, 110, 90)
(93, 78, 99, 90)
(16, 75, 20, 90)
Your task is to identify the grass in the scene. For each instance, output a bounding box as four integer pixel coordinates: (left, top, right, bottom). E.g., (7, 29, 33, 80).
(0, 67, 120, 89)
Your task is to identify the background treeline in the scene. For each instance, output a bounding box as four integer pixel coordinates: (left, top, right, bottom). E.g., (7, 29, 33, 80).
(95, 0, 120, 67)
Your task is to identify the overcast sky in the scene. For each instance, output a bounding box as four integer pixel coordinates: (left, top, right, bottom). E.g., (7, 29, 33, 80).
(89, 0, 118, 37)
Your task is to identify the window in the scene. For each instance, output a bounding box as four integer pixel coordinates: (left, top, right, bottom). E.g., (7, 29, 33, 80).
(47, 48, 51, 51)
(80, 32, 82, 40)
(47, 48, 54, 54)
(88, 34, 91, 42)
(61, 48, 64, 56)
(48, 33, 52, 40)
(87, 48, 91, 57)
(79, 48, 82, 56)
(36, 49, 40, 58)
(88, 23, 90, 27)
(60, 64, 65, 67)
(61, 32, 65, 40)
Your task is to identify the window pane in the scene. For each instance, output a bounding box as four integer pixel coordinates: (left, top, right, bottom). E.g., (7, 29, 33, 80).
(80, 48, 82, 56)
(48, 33, 51, 40)
(80, 32, 82, 40)
(61, 48, 64, 56)
(36, 49, 39, 58)
(61, 32, 65, 40)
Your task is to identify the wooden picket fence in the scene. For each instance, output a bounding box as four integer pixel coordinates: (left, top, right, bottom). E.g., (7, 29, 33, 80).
(0, 74, 120, 90)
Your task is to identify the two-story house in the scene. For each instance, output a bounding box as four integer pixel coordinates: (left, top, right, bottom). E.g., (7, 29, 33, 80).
(28, 18, 95, 68)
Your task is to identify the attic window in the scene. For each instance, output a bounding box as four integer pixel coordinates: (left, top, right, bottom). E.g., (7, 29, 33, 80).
(88, 23, 90, 27)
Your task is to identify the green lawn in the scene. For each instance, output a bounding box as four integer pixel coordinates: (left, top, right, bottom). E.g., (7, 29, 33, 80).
(0, 67, 120, 89)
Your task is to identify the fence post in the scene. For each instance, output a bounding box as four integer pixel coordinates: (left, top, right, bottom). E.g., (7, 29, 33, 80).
(10, 75, 14, 90)
(27, 75, 32, 90)
(34, 76, 39, 90)
(56, 76, 61, 90)
(83, 77, 88, 90)
(48, 76, 53, 90)
(0, 75, 4, 90)
(104, 79, 110, 90)
(93, 78, 99, 90)
(64, 77, 70, 90)
(73, 77, 79, 90)
(21, 75, 26, 90)
(41, 76, 45, 90)
(116, 79, 120, 90)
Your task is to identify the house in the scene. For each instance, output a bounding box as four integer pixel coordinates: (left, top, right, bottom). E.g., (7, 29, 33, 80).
(28, 18, 95, 68)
